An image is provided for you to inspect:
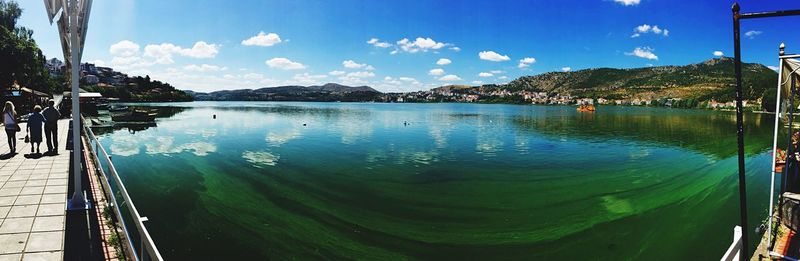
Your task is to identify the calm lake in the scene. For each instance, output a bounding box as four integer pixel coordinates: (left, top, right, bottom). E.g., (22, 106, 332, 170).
(94, 102, 774, 260)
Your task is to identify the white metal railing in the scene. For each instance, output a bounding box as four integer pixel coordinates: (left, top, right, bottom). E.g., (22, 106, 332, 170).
(721, 226, 742, 261)
(81, 117, 164, 261)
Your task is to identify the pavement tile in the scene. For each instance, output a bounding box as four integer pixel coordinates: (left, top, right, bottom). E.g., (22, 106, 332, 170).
(24, 175, 46, 181)
(24, 232, 61, 253)
(0, 218, 33, 234)
(0, 188, 21, 197)
(1, 182, 25, 189)
(11, 196, 39, 206)
(0, 206, 9, 218)
(21, 251, 60, 261)
(16, 188, 42, 197)
(0, 197, 14, 207)
(34, 204, 62, 217)
(43, 180, 65, 187)
(40, 187, 65, 195)
(36, 196, 63, 205)
(30, 216, 62, 232)
(6, 206, 36, 218)
(0, 233, 27, 254)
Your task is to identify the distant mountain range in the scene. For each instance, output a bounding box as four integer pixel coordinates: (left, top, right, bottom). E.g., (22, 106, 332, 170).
(187, 58, 777, 106)
(188, 83, 380, 101)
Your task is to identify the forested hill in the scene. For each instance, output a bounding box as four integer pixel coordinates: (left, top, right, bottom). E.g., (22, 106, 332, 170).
(501, 57, 777, 102)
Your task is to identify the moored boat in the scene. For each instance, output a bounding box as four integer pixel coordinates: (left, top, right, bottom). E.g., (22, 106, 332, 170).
(111, 110, 157, 122)
(577, 104, 596, 112)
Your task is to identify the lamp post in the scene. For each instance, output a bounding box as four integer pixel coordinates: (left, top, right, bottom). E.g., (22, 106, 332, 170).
(43, 0, 93, 210)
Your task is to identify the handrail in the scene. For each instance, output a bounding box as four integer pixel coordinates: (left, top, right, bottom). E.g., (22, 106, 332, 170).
(721, 226, 742, 261)
(81, 116, 164, 261)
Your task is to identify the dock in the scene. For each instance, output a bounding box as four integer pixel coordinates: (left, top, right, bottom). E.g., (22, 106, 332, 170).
(0, 119, 70, 260)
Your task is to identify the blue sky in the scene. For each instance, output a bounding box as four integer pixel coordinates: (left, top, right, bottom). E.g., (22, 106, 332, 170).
(13, 0, 800, 92)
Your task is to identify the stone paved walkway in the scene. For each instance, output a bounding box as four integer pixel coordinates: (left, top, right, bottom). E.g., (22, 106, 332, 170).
(0, 119, 71, 261)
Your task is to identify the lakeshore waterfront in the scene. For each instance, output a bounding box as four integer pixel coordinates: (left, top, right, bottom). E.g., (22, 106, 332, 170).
(95, 102, 773, 260)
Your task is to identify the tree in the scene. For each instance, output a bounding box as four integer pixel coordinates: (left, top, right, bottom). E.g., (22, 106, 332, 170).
(0, 0, 56, 98)
(762, 88, 777, 112)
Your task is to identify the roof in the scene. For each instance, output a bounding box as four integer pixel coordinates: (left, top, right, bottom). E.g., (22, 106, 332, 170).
(19, 87, 50, 97)
(63, 92, 102, 98)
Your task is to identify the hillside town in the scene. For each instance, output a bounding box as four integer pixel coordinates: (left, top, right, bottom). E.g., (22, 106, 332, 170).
(45, 58, 129, 87)
(378, 85, 761, 110)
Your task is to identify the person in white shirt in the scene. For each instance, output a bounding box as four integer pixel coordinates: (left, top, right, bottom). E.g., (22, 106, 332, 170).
(3, 101, 18, 154)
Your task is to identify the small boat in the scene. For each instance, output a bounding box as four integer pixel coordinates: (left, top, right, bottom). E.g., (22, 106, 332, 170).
(111, 110, 157, 122)
(577, 104, 596, 112)
(109, 105, 129, 112)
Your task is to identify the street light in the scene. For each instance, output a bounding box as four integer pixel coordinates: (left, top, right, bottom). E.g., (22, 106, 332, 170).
(43, 0, 93, 210)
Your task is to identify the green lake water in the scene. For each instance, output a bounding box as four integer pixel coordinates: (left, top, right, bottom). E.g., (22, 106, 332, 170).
(95, 102, 776, 260)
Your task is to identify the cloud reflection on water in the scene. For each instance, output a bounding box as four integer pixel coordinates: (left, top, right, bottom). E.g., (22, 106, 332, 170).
(242, 150, 280, 167)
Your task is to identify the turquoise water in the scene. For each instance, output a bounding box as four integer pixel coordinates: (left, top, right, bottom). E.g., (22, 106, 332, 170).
(95, 102, 775, 260)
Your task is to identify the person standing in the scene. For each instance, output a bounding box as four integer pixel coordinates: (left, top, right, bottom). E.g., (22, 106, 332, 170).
(27, 105, 45, 155)
(42, 99, 60, 153)
(2, 101, 19, 154)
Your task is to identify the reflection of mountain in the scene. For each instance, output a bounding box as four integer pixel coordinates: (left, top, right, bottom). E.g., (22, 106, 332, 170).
(510, 106, 773, 158)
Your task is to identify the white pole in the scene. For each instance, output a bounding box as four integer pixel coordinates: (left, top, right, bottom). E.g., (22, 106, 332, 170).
(768, 56, 784, 247)
(68, 0, 85, 209)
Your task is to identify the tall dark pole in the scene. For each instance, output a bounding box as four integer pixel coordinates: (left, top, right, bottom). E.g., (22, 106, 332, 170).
(785, 75, 796, 195)
(732, 3, 749, 260)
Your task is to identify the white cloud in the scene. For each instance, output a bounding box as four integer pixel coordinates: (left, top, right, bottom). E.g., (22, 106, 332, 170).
(713, 51, 724, 57)
(625, 47, 658, 60)
(614, 0, 640, 6)
(438, 74, 461, 81)
(518, 57, 536, 68)
(429, 68, 445, 76)
(562, 67, 572, 72)
(632, 24, 669, 37)
(109, 40, 140, 57)
(110, 56, 148, 68)
(490, 70, 504, 74)
(396, 37, 450, 53)
(143, 41, 220, 64)
(184, 64, 226, 72)
(744, 30, 762, 39)
(768, 65, 779, 71)
(346, 71, 375, 78)
(449, 47, 461, 52)
(479, 72, 493, 77)
(265, 57, 306, 70)
(181, 41, 220, 58)
(399, 77, 417, 82)
(471, 80, 483, 85)
(367, 38, 391, 48)
(436, 58, 452, 65)
(342, 60, 373, 70)
(293, 73, 328, 85)
(479, 51, 510, 62)
(328, 70, 346, 76)
(241, 32, 282, 47)
(498, 76, 508, 80)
